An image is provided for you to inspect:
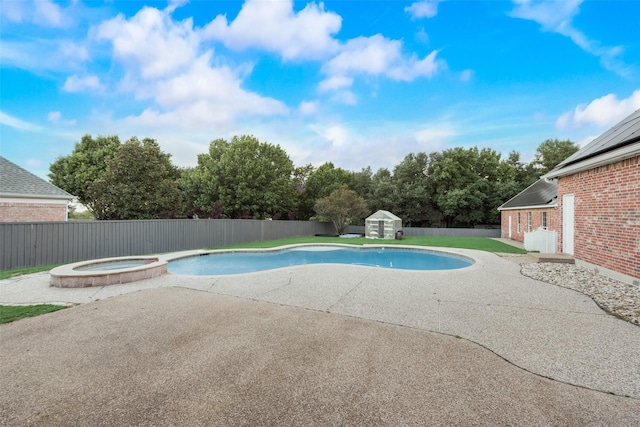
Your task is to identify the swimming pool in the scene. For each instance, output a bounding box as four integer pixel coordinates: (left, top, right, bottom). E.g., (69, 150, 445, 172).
(167, 245, 474, 275)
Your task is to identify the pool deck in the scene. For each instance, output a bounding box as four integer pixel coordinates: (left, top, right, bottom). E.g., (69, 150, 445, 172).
(1, 245, 639, 424)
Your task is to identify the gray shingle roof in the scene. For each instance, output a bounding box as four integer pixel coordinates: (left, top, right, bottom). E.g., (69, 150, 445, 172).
(554, 108, 640, 169)
(498, 178, 557, 210)
(0, 156, 74, 199)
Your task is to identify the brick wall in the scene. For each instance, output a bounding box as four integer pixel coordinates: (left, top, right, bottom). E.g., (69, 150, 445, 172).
(500, 207, 559, 243)
(0, 202, 68, 222)
(557, 155, 639, 279)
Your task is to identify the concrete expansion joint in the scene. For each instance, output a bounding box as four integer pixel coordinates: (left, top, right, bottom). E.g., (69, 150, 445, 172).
(255, 274, 295, 297)
(205, 280, 218, 293)
(326, 274, 372, 312)
(329, 310, 637, 400)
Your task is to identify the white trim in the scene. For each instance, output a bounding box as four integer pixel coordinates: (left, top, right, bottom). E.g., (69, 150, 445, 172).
(562, 194, 575, 255)
(498, 203, 557, 211)
(543, 143, 640, 179)
(0, 196, 70, 205)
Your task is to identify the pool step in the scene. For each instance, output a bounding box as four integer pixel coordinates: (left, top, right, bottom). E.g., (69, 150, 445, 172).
(530, 253, 575, 264)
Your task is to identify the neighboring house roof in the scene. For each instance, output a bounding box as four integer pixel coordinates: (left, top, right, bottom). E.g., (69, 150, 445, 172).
(498, 178, 557, 211)
(0, 156, 74, 200)
(544, 108, 640, 179)
(366, 210, 401, 221)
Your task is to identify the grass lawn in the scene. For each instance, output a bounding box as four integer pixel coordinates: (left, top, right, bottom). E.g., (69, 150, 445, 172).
(0, 264, 62, 281)
(213, 236, 527, 254)
(0, 304, 69, 324)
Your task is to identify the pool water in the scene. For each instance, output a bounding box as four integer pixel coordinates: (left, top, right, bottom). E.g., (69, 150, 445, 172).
(168, 246, 473, 275)
(74, 259, 151, 271)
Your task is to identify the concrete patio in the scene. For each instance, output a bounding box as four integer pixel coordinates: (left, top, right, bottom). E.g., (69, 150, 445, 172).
(1, 246, 638, 425)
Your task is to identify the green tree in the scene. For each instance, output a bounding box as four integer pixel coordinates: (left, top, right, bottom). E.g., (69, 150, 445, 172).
(87, 138, 182, 220)
(485, 154, 522, 224)
(428, 147, 503, 227)
(367, 168, 395, 214)
(67, 204, 95, 220)
(505, 150, 539, 189)
(391, 152, 435, 226)
(49, 135, 121, 215)
(314, 184, 369, 235)
(293, 164, 314, 195)
(183, 135, 296, 219)
(297, 162, 351, 220)
(349, 166, 374, 201)
(532, 139, 579, 174)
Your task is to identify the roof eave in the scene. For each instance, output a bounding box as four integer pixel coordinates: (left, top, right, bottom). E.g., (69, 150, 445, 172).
(498, 202, 557, 212)
(0, 192, 75, 201)
(543, 143, 640, 180)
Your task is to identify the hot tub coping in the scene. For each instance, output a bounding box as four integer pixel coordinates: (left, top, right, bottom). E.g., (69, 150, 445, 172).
(50, 256, 167, 288)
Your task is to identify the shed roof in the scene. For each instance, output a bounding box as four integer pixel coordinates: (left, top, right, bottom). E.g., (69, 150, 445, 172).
(552, 108, 640, 170)
(366, 210, 401, 221)
(498, 178, 557, 210)
(0, 156, 74, 200)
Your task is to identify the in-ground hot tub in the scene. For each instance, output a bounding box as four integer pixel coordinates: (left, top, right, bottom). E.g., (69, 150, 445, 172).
(50, 256, 167, 288)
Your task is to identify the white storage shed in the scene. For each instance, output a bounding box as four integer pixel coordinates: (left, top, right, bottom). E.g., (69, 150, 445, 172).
(365, 210, 402, 239)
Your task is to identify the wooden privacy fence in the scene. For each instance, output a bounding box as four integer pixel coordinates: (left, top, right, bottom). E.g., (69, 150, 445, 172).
(524, 228, 557, 253)
(0, 219, 334, 271)
(1, 220, 502, 271)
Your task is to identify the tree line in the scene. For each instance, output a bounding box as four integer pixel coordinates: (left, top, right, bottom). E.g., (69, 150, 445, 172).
(49, 134, 579, 227)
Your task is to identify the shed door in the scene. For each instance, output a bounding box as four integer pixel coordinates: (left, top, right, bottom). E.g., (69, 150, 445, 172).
(378, 220, 384, 238)
(562, 194, 574, 255)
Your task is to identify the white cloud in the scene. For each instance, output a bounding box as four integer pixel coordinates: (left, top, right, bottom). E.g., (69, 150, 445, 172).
(460, 69, 473, 82)
(415, 124, 458, 146)
(60, 41, 90, 62)
(405, 1, 443, 19)
(325, 35, 403, 76)
(0, 111, 41, 131)
(165, 0, 189, 14)
(1, 38, 89, 72)
(63, 75, 102, 92)
(299, 101, 318, 116)
(302, 122, 439, 172)
(556, 90, 640, 129)
(34, 0, 65, 27)
(330, 90, 358, 106)
(154, 52, 287, 117)
(121, 52, 287, 129)
(201, 0, 341, 60)
(318, 75, 353, 93)
(510, 0, 582, 30)
(92, 5, 290, 130)
(48, 111, 76, 125)
(48, 111, 62, 123)
(313, 124, 349, 148)
(1, 0, 25, 22)
(320, 35, 441, 92)
(25, 158, 42, 168)
(509, 0, 629, 75)
(388, 50, 439, 81)
(95, 6, 199, 79)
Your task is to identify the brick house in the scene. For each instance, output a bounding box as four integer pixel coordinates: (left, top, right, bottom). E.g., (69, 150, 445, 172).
(497, 178, 559, 244)
(0, 156, 74, 222)
(543, 109, 639, 283)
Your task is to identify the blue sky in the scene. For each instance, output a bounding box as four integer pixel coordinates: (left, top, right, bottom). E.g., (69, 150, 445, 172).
(1, 0, 639, 179)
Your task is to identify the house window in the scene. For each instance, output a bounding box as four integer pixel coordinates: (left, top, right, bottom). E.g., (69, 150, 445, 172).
(542, 212, 547, 230)
(527, 212, 532, 232)
(517, 213, 521, 233)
